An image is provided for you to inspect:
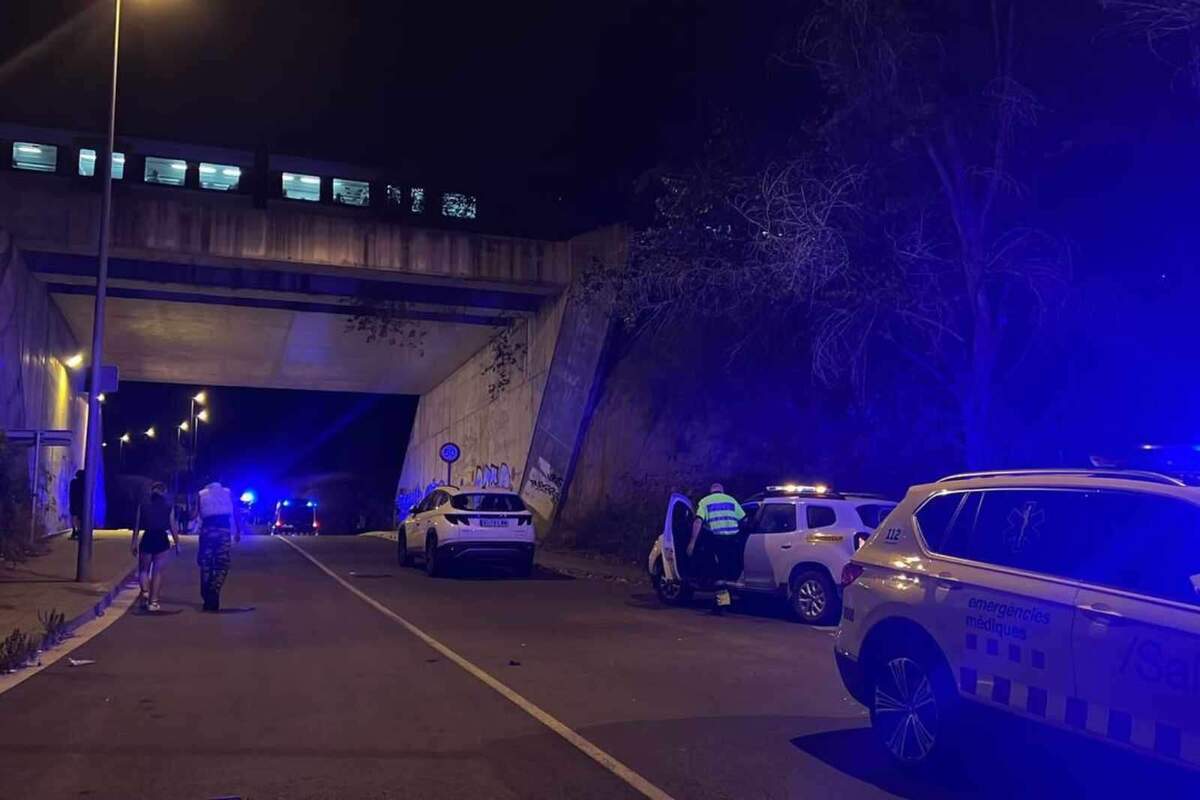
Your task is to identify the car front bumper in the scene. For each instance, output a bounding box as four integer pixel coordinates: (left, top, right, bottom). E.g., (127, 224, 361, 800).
(835, 647, 870, 707)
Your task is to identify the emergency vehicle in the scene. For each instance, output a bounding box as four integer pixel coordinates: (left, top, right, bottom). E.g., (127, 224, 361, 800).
(648, 484, 896, 624)
(836, 469, 1200, 770)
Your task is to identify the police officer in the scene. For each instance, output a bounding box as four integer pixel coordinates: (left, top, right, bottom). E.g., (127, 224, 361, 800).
(197, 478, 242, 612)
(686, 482, 746, 611)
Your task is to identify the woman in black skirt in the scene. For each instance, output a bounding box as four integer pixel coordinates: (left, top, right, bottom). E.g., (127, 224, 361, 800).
(131, 482, 180, 611)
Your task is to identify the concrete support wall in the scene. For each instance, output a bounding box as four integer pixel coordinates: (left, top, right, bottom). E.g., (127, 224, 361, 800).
(395, 227, 623, 531)
(395, 293, 567, 511)
(0, 230, 93, 533)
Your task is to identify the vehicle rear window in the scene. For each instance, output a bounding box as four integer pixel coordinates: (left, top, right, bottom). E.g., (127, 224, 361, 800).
(806, 505, 837, 529)
(855, 503, 895, 528)
(450, 493, 526, 512)
(914, 492, 966, 550)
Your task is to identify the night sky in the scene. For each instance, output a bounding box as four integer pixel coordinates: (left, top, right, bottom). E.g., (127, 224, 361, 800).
(0, 0, 780, 222)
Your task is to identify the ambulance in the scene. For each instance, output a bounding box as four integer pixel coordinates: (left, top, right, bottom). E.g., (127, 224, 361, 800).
(835, 469, 1200, 770)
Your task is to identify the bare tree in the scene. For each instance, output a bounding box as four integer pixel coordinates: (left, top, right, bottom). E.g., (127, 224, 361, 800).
(593, 1, 1070, 467)
(1102, 0, 1200, 90)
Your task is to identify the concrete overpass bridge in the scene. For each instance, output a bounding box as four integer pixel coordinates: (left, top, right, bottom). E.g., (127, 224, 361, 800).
(0, 124, 618, 530)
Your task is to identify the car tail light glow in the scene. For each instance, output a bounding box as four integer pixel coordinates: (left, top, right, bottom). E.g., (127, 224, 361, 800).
(517, 514, 532, 526)
(840, 563, 864, 587)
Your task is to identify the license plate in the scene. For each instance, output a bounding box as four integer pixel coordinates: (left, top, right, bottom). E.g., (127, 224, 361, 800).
(478, 517, 507, 528)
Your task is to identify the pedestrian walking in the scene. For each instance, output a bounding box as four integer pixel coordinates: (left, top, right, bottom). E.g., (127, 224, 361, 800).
(686, 482, 747, 613)
(69, 470, 84, 540)
(130, 482, 179, 612)
(197, 479, 242, 612)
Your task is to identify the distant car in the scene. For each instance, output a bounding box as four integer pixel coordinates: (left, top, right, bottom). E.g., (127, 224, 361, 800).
(397, 485, 535, 577)
(647, 484, 896, 624)
(273, 498, 319, 534)
(836, 469, 1200, 771)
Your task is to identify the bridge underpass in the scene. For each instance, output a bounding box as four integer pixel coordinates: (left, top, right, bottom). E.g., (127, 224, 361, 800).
(0, 141, 616, 531)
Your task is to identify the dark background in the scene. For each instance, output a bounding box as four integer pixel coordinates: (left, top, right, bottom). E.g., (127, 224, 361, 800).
(100, 383, 416, 530)
(4, 2, 1200, 519)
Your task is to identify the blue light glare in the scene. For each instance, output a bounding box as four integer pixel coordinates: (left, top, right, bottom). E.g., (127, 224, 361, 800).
(282, 500, 291, 507)
(240, 490, 256, 504)
(306, 500, 316, 508)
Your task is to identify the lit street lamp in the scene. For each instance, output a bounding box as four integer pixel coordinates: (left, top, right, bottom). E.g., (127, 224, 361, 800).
(118, 432, 131, 466)
(144, 426, 156, 439)
(177, 419, 189, 444)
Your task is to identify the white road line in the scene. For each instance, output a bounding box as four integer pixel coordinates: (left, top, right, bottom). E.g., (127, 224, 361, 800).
(0, 582, 138, 698)
(278, 536, 676, 800)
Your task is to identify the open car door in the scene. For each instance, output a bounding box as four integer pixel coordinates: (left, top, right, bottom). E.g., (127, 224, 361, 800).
(660, 493, 694, 583)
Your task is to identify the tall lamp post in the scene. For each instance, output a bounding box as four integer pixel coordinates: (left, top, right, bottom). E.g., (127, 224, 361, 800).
(77, 0, 123, 582)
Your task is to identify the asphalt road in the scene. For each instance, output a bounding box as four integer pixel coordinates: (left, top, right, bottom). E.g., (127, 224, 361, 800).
(1, 535, 1198, 800)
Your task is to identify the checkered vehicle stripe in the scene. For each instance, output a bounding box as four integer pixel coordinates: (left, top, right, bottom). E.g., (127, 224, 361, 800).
(959, 636, 1199, 767)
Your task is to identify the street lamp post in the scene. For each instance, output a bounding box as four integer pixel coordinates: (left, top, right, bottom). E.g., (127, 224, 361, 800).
(78, 0, 123, 582)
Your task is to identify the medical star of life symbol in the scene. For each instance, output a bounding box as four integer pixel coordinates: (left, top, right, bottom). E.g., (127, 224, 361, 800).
(1004, 501, 1045, 553)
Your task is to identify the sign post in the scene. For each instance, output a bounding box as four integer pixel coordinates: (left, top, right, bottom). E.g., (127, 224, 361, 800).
(439, 441, 461, 486)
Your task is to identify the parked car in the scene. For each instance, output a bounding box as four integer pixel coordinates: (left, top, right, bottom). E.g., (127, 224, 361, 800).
(647, 484, 896, 624)
(836, 469, 1200, 771)
(397, 485, 535, 577)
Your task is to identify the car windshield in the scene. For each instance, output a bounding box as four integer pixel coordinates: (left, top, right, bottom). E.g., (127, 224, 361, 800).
(450, 493, 526, 512)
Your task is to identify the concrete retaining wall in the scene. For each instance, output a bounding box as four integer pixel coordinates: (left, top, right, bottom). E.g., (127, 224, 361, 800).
(395, 227, 624, 532)
(0, 230, 94, 532)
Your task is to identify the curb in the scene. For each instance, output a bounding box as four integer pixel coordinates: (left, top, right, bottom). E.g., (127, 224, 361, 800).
(60, 563, 139, 639)
(536, 551, 649, 586)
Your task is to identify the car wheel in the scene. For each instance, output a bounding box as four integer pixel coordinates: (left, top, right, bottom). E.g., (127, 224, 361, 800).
(788, 569, 839, 625)
(652, 558, 692, 606)
(868, 639, 959, 769)
(397, 531, 412, 567)
(424, 533, 442, 577)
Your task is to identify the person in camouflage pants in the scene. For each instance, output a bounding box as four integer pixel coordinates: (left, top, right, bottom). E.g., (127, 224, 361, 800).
(197, 527, 233, 610)
(197, 480, 241, 612)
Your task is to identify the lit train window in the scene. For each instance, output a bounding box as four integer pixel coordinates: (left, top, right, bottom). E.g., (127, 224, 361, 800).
(386, 184, 405, 207)
(282, 172, 321, 202)
(333, 178, 369, 207)
(144, 156, 188, 186)
(78, 149, 126, 179)
(442, 192, 477, 219)
(199, 162, 241, 192)
(12, 142, 57, 173)
(411, 187, 425, 213)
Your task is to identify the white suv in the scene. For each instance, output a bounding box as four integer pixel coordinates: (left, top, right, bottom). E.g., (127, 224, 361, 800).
(397, 486, 535, 577)
(647, 485, 896, 624)
(836, 469, 1200, 771)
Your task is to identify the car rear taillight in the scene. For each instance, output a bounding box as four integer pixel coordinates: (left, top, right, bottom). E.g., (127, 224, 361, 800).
(853, 531, 870, 551)
(840, 563, 864, 588)
(517, 514, 532, 526)
(445, 514, 467, 525)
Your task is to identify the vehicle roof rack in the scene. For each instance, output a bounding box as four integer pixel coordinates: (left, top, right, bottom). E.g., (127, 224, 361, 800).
(935, 469, 1186, 487)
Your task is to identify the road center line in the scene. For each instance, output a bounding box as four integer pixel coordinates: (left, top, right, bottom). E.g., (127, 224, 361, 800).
(277, 536, 675, 800)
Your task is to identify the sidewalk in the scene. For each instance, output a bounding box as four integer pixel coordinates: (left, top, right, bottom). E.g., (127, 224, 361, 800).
(0, 531, 137, 639)
(361, 530, 648, 584)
